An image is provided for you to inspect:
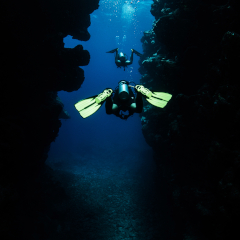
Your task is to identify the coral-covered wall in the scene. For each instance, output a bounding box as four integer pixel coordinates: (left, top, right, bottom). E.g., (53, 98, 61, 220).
(139, 0, 240, 239)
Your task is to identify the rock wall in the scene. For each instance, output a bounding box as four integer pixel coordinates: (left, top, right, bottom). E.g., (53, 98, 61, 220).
(0, 0, 99, 238)
(1, 0, 99, 180)
(139, 0, 240, 239)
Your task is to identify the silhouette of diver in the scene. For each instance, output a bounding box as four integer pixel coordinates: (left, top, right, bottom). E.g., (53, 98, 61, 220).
(105, 80, 143, 120)
(74, 81, 172, 119)
(106, 48, 142, 71)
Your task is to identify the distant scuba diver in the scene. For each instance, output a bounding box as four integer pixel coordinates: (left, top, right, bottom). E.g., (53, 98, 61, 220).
(74, 81, 172, 120)
(106, 48, 142, 71)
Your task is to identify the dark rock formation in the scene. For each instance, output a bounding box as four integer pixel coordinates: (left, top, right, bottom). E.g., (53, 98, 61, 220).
(139, 0, 240, 239)
(1, 0, 99, 179)
(0, 0, 99, 239)
(59, 109, 71, 119)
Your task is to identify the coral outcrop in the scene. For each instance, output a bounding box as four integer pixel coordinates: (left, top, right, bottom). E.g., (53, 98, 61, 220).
(139, 0, 240, 239)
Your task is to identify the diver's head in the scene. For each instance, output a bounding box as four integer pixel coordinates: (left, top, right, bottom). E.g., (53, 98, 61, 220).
(118, 80, 130, 102)
(119, 52, 126, 62)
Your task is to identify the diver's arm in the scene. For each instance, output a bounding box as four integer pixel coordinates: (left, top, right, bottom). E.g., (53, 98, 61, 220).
(125, 49, 133, 65)
(135, 91, 143, 113)
(105, 96, 113, 114)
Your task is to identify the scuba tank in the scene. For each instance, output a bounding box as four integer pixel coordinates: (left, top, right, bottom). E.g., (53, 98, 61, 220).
(119, 52, 126, 61)
(118, 80, 129, 101)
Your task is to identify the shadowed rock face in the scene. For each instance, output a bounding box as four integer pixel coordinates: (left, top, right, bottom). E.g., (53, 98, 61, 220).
(0, 1, 98, 238)
(0, 0, 99, 180)
(139, 0, 240, 239)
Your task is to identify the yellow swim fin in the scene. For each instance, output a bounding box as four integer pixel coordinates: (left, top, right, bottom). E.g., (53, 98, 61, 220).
(75, 89, 113, 118)
(135, 85, 172, 108)
(78, 102, 102, 118)
(146, 97, 168, 108)
(75, 97, 97, 112)
(152, 92, 172, 102)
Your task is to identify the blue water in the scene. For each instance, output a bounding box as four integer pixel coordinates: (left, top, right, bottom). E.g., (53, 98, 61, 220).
(46, 1, 169, 239)
(48, 0, 154, 160)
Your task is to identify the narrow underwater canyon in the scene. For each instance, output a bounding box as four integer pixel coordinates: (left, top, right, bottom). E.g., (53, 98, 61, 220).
(1, 0, 240, 239)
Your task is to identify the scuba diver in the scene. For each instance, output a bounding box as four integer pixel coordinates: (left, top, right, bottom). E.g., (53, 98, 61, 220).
(105, 80, 143, 120)
(106, 48, 142, 71)
(74, 81, 172, 120)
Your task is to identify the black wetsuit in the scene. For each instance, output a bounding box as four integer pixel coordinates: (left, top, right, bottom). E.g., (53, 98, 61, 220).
(105, 88, 143, 120)
(115, 49, 133, 71)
